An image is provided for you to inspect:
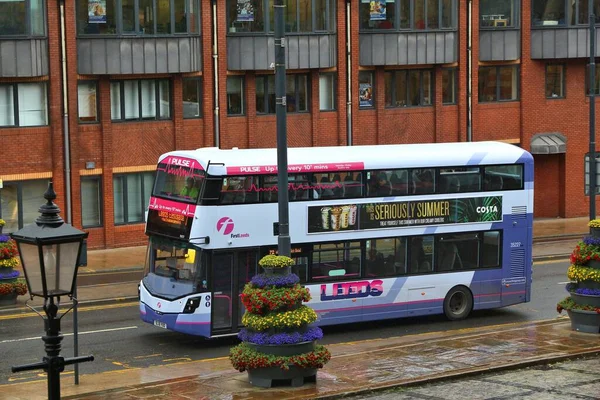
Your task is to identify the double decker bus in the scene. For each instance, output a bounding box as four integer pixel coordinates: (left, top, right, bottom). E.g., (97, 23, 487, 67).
(139, 142, 533, 337)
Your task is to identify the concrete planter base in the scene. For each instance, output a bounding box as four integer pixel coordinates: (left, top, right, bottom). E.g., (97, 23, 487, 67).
(248, 366, 317, 388)
(567, 309, 600, 334)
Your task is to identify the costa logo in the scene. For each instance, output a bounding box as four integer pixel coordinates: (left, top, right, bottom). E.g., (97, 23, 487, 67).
(217, 217, 235, 235)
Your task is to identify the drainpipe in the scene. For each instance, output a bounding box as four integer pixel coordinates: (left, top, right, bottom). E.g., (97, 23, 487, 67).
(466, 0, 472, 142)
(346, 0, 352, 146)
(59, 0, 72, 223)
(212, 0, 220, 148)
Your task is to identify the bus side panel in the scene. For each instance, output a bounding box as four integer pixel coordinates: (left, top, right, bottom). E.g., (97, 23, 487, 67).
(307, 283, 363, 326)
(361, 277, 407, 322)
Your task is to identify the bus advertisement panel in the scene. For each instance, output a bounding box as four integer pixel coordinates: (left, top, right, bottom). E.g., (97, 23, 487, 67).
(307, 196, 502, 233)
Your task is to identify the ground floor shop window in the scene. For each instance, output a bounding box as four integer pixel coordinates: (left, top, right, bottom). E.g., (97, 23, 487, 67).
(0, 180, 48, 233)
(81, 176, 103, 228)
(114, 172, 155, 225)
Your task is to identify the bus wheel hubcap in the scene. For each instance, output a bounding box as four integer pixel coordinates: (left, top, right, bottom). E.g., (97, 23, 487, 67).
(450, 293, 466, 315)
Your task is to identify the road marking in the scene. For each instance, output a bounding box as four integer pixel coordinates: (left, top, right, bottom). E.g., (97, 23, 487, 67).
(163, 357, 192, 363)
(134, 353, 162, 359)
(0, 301, 138, 321)
(533, 258, 569, 266)
(557, 281, 571, 285)
(0, 326, 138, 344)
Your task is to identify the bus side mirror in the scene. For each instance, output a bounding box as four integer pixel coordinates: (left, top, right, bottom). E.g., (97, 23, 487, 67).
(185, 249, 196, 264)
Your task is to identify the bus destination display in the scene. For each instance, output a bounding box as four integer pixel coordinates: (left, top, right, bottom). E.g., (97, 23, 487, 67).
(146, 208, 193, 239)
(307, 196, 502, 234)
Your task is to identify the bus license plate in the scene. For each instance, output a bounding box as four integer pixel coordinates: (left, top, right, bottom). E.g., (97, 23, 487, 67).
(153, 320, 167, 329)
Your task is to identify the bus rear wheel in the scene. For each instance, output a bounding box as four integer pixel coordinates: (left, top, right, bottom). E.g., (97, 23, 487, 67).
(443, 286, 473, 321)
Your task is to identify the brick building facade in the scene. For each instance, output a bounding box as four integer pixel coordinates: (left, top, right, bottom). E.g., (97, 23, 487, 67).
(0, 0, 592, 249)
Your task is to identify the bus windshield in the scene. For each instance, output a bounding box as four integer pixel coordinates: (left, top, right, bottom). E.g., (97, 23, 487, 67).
(142, 236, 208, 299)
(153, 157, 205, 204)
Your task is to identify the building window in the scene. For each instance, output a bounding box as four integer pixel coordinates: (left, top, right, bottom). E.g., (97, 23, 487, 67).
(384, 69, 433, 107)
(226, 0, 335, 33)
(227, 76, 245, 115)
(110, 79, 170, 121)
(78, 81, 99, 123)
(319, 74, 336, 111)
(359, 71, 375, 108)
(442, 68, 457, 104)
(585, 153, 600, 195)
(478, 65, 519, 102)
(182, 77, 201, 119)
(0, 82, 48, 127)
(0, 180, 48, 233)
(0, 0, 45, 36)
(76, 0, 200, 35)
(546, 64, 565, 98)
(360, 0, 455, 31)
(256, 74, 308, 114)
(81, 176, 102, 228)
(114, 172, 154, 225)
(480, 0, 518, 28)
(532, 0, 600, 26)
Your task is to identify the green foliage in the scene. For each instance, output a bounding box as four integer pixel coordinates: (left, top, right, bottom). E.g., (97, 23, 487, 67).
(230, 342, 331, 372)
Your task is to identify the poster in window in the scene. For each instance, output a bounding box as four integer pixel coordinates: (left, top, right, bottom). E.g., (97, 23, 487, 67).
(367, 0, 386, 21)
(237, 0, 254, 22)
(88, 0, 106, 23)
(359, 82, 373, 107)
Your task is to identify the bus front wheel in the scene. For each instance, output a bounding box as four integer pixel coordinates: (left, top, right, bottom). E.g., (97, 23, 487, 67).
(443, 286, 473, 321)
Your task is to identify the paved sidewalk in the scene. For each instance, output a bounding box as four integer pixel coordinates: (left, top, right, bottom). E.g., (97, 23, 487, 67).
(344, 357, 600, 400)
(2, 319, 599, 400)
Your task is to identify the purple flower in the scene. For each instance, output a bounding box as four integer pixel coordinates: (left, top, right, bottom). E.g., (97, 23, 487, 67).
(583, 235, 600, 247)
(566, 283, 600, 296)
(238, 326, 324, 345)
(0, 270, 20, 280)
(0, 235, 10, 243)
(250, 273, 299, 288)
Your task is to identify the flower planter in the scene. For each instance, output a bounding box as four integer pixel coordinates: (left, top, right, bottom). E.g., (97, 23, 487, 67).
(247, 341, 316, 357)
(586, 260, 600, 269)
(262, 266, 292, 277)
(0, 292, 17, 306)
(248, 365, 317, 388)
(578, 281, 600, 290)
(567, 309, 600, 334)
(570, 293, 600, 308)
(591, 227, 600, 238)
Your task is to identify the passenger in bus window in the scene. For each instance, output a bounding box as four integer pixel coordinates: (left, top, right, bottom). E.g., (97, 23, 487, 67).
(410, 237, 430, 273)
(376, 172, 391, 196)
(320, 176, 335, 199)
(180, 177, 199, 199)
(332, 174, 343, 197)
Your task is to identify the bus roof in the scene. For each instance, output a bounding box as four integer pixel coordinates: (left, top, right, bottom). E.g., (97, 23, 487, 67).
(158, 142, 532, 175)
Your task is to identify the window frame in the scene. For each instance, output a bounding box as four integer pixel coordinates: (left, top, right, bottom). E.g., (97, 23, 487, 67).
(76, 0, 201, 36)
(0, 179, 49, 232)
(478, 65, 520, 103)
(256, 73, 309, 114)
(545, 64, 566, 99)
(479, 0, 520, 29)
(531, 0, 600, 27)
(77, 80, 100, 123)
(226, 75, 246, 116)
(182, 76, 202, 119)
(0, 82, 48, 128)
(318, 73, 336, 111)
(358, 0, 457, 32)
(0, 0, 47, 37)
(80, 176, 103, 228)
(442, 67, 458, 105)
(113, 172, 155, 225)
(110, 79, 171, 122)
(384, 69, 434, 108)
(225, 0, 336, 34)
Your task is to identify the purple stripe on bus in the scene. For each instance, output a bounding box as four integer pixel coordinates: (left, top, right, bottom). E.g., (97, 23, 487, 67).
(467, 152, 488, 166)
(175, 321, 211, 325)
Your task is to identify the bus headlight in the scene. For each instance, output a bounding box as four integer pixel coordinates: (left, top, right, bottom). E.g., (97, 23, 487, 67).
(183, 297, 202, 314)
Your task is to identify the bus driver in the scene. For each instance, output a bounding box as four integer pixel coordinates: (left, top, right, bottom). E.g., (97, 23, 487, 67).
(180, 177, 199, 199)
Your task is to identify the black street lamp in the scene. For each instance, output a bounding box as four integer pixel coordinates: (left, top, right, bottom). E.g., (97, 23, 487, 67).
(10, 182, 93, 400)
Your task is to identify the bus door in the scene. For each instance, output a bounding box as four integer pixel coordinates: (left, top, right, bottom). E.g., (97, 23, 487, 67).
(211, 250, 258, 333)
